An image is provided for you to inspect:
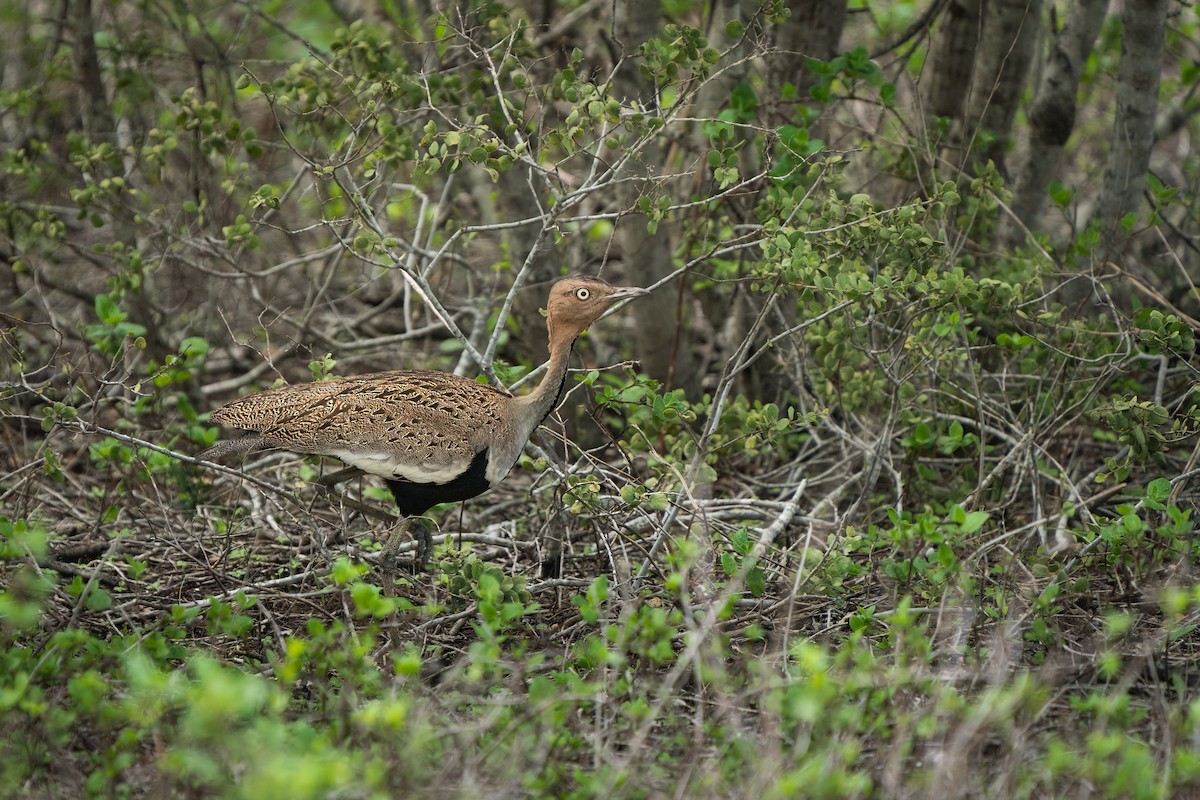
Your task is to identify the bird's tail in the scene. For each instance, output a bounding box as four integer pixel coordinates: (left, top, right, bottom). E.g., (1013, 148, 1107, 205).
(198, 435, 266, 462)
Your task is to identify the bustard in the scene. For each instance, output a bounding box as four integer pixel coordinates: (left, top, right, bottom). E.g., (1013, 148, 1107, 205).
(201, 276, 648, 574)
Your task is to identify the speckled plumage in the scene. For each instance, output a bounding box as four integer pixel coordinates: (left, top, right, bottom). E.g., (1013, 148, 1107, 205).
(206, 370, 515, 484)
(201, 276, 648, 570)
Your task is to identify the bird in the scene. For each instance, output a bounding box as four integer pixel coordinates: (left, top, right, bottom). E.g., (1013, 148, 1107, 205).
(200, 275, 649, 577)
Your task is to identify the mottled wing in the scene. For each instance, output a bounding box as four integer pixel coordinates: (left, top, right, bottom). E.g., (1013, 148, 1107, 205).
(210, 370, 511, 483)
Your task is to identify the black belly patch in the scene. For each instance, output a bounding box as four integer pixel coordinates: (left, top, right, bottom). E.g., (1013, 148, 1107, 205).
(386, 448, 491, 517)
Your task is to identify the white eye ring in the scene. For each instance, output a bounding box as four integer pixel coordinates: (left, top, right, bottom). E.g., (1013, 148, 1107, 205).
(575, 287, 591, 300)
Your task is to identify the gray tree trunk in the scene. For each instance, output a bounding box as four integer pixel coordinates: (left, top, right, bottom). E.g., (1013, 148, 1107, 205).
(920, 0, 981, 179)
(1005, 0, 1108, 247)
(1097, 0, 1169, 240)
(769, 0, 848, 113)
(921, 0, 981, 126)
(960, 0, 1043, 178)
(693, 0, 753, 121)
(613, 0, 681, 388)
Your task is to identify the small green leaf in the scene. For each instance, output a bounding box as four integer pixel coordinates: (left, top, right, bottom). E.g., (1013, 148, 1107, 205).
(958, 510, 989, 535)
(95, 293, 125, 325)
(1146, 478, 1172, 505)
(731, 527, 751, 555)
(746, 567, 766, 597)
(85, 587, 112, 611)
(179, 336, 209, 360)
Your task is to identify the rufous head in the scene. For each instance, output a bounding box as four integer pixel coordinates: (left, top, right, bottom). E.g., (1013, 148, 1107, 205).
(545, 276, 649, 342)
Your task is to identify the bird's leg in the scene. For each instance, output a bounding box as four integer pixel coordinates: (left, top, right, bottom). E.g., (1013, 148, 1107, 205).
(316, 466, 366, 488)
(412, 517, 433, 571)
(378, 515, 411, 594)
(377, 516, 435, 592)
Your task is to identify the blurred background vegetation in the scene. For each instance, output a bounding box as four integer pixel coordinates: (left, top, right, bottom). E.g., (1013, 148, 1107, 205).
(2, 0, 1200, 796)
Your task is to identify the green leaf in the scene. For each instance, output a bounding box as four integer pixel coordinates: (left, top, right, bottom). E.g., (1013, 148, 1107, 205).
(1048, 180, 1073, 206)
(746, 567, 766, 597)
(95, 293, 125, 325)
(911, 423, 933, 447)
(179, 336, 209, 360)
(880, 82, 896, 107)
(958, 510, 989, 535)
(85, 587, 112, 611)
(731, 527, 751, 555)
(1146, 477, 1172, 505)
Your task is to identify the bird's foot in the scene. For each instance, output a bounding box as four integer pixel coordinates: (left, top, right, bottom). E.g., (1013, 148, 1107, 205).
(414, 519, 434, 571)
(376, 517, 434, 595)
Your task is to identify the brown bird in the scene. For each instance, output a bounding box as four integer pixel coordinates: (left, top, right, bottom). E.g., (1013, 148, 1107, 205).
(201, 276, 648, 574)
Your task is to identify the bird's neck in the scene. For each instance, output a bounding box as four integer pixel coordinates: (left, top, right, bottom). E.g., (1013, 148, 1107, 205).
(514, 324, 577, 439)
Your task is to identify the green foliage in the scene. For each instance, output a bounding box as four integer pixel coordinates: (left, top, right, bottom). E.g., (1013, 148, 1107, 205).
(807, 46, 896, 107)
(720, 527, 767, 597)
(0, 518, 53, 632)
(639, 24, 720, 89)
(1134, 305, 1195, 355)
(437, 552, 536, 637)
(86, 294, 147, 357)
(4, 0, 1200, 796)
(1091, 396, 1173, 462)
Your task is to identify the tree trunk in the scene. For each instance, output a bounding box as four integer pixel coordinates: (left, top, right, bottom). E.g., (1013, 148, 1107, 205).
(921, 0, 981, 138)
(613, 0, 681, 389)
(1097, 0, 1168, 240)
(693, 0, 753, 121)
(960, 0, 1042, 178)
(72, 0, 112, 140)
(769, 0, 848, 115)
(919, 0, 982, 184)
(1006, 0, 1108, 246)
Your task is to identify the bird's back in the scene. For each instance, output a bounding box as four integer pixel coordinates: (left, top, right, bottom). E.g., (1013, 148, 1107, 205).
(209, 370, 515, 483)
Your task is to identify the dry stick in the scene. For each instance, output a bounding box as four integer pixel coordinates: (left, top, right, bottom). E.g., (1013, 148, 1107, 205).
(66, 419, 398, 534)
(631, 291, 779, 588)
(780, 517, 823, 659)
(960, 425, 1037, 509)
(340, 174, 548, 384)
(817, 409, 905, 515)
(479, 234, 547, 373)
(0, 458, 46, 506)
(1055, 461, 1200, 584)
(106, 530, 534, 624)
(612, 480, 807, 782)
(333, 168, 491, 373)
(618, 506, 825, 533)
(727, 299, 856, 380)
(1169, 440, 1200, 509)
(66, 420, 307, 510)
(201, 340, 302, 397)
(1154, 224, 1200, 306)
(533, 0, 606, 47)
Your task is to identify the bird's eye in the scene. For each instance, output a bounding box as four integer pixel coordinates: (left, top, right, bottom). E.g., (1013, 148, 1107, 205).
(575, 287, 591, 300)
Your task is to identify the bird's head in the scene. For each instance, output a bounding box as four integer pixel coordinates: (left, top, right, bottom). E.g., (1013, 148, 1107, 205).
(545, 276, 649, 341)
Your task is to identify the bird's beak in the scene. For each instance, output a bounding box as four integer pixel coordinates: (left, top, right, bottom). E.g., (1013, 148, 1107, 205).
(608, 286, 651, 301)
